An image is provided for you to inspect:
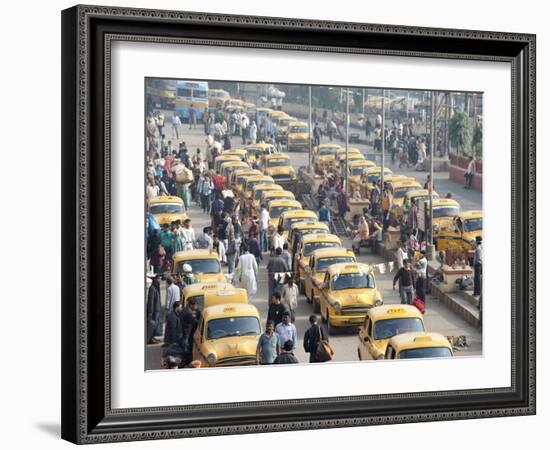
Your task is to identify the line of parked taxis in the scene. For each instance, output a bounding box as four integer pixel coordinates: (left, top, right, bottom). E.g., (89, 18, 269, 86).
(148, 105, 454, 367)
(312, 143, 483, 256)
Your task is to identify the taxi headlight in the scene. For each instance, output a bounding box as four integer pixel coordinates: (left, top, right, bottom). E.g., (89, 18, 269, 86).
(206, 353, 217, 365)
(375, 299, 383, 307)
(333, 301, 342, 311)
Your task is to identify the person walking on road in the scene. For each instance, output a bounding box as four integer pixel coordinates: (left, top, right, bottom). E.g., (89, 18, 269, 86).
(226, 232, 238, 274)
(179, 298, 200, 367)
(256, 320, 281, 364)
(259, 204, 270, 252)
(267, 292, 286, 326)
(473, 236, 482, 297)
(181, 218, 195, 251)
(393, 259, 416, 305)
(266, 247, 290, 302)
(165, 276, 181, 317)
(465, 156, 476, 189)
(146, 273, 162, 344)
(303, 314, 329, 363)
(281, 275, 299, 322)
(273, 340, 299, 364)
(275, 312, 297, 351)
(171, 112, 181, 139)
(235, 244, 258, 298)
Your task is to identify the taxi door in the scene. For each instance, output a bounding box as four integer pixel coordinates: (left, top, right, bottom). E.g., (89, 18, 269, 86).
(358, 316, 374, 360)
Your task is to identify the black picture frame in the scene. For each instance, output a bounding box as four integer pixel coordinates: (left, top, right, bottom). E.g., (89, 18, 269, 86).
(61, 4, 536, 444)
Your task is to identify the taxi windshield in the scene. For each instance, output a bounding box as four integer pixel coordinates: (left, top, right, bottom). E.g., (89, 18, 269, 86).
(176, 259, 221, 274)
(433, 206, 460, 218)
(319, 147, 338, 156)
(399, 347, 452, 359)
(394, 187, 418, 198)
(189, 295, 205, 311)
(149, 203, 183, 214)
(270, 205, 300, 218)
(247, 148, 262, 158)
(267, 159, 290, 167)
(289, 126, 308, 133)
(280, 119, 294, 126)
(463, 217, 483, 232)
(303, 241, 340, 256)
(332, 272, 374, 290)
(351, 167, 366, 176)
(206, 316, 261, 340)
(247, 180, 271, 191)
(373, 318, 425, 340)
(316, 256, 355, 271)
(285, 217, 315, 230)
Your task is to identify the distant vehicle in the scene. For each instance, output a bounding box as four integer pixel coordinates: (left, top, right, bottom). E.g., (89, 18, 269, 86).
(175, 80, 208, 122)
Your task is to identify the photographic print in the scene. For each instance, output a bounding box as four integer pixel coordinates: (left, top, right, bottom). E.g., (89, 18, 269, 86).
(144, 78, 483, 370)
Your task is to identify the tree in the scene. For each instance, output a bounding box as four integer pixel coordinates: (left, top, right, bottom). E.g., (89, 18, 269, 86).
(472, 123, 482, 159)
(448, 111, 470, 155)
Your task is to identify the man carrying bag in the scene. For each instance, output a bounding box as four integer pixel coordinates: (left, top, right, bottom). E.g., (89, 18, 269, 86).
(303, 314, 333, 363)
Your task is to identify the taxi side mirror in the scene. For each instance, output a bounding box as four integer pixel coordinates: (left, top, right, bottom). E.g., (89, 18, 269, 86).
(363, 335, 370, 343)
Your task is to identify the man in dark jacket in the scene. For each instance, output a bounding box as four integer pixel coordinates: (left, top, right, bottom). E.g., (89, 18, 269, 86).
(267, 292, 286, 326)
(303, 314, 329, 363)
(393, 259, 416, 305)
(266, 247, 290, 302)
(273, 340, 299, 364)
(179, 298, 200, 365)
(146, 273, 162, 344)
(164, 301, 183, 346)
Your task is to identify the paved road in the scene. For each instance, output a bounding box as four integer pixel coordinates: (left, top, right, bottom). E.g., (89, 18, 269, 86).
(145, 118, 482, 370)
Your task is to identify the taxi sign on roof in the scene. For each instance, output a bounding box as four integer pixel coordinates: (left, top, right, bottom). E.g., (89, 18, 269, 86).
(223, 306, 236, 312)
(216, 291, 235, 296)
(202, 284, 218, 290)
(387, 308, 406, 314)
(344, 264, 358, 269)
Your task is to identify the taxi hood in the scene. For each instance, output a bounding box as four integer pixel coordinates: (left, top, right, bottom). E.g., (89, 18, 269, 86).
(206, 335, 259, 359)
(331, 289, 379, 307)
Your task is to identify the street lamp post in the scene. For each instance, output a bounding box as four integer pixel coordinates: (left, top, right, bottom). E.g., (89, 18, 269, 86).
(380, 90, 385, 192)
(308, 85, 312, 173)
(344, 88, 350, 194)
(427, 91, 436, 261)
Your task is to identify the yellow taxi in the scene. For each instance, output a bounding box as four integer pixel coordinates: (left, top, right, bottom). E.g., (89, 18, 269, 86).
(208, 89, 230, 108)
(380, 174, 410, 189)
(182, 283, 247, 311)
(303, 247, 356, 311)
(250, 183, 283, 214)
(147, 195, 187, 226)
(275, 116, 298, 143)
(357, 305, 425, 360)
(363, 166, 393, 184)
(294, 233, 342, 288)
(232, 172, 267, 200)
(193, 304, 262, 367)
(288, 221, 330, 257)
(224, 98, 244, 109)
(240, 175, 275, 206)
(223, 149, 249, 163)
(418, 198, 461, 238)
(213, 154, 240, 173)
(245, 143, 278, 165)
(270, 110, 290, 126)
(319, 262, 383, 334)
(230, 168, 262, 191)
(390, 178, 423, 208)
(384, 332, 454, 359)
(277, 209, 318, 238)
(172, 249, 226, 283)
(434, 210, 482, 254)
(286, 121, 310, 152)
(262, 153, 297, 186)
(260, 189, 296, 209)
(314, 143, 342, 172)
(268, 199, 303, 229)
(243, 102, 256, 116)
(348, 159, 378, 182)
(220, 161, 249, 186)
(335, 153, 366, 173)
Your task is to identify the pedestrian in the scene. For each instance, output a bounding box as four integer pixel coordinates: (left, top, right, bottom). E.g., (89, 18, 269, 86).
(473, 236, 482, 296)
(249, 120, 257, 144)
(275, 312, 297, 351)
(424, 174, 433, 191)
(181, 218, 195, 251)
(313, 122, 322, 146)
(226, 232, 238, 274)
(171, 112, 181, 139)
(163, 301, 183, 348)
(281, 275, 299, 322)
(200, 173, 213, 213)
(273, 340, 299, 364)
(281, 242, 291, 270)
(303, 314, 329, 363)
(266, 247, 290, 302)
(159, 223, 174, 262)
(381, 186, 393, 229)
(393, 259, 416, 305)
(317, 201, 331, 227)
(267, 292, 286, 326)
(256, 320, 281, 364)
(259, 204, 270, 252)
(235, 244, 258, 298)
(165, 276, 181, 316)
(336, 186, 348, 218)
(396, 241, 408, 270)
(247, 232, 262, 265)
(179, 297, 199, 366)
(212, 234, 226, 265)
(465, 156, 476, 189)
(272, 226, 287, 252)
(195, 226, 213, 250)
(171, 222, 184, 255)
(189, 105, 197, 129)
(146, 273, 162, 344)
(407, 199, 418, 231)
(212, 171, 225, 193)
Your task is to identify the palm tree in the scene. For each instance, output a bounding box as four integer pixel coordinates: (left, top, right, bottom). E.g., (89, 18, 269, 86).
(448, 111, 470, 155)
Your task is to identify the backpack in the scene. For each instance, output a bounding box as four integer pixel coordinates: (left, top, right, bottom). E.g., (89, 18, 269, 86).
(412, 296, 425, 314)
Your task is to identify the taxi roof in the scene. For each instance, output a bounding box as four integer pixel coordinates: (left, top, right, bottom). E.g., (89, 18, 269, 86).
(432, 198, 460, 207)
(389, 332, 452, 350)
(271, 110, 289, 117)
(393, 179, 422, 189)
(215, 155, 240, 162)
(367, 304, 423, 321)
(245, 143, 275, 149)
(202, 303, 260, 321)
(405, 189, 439, 198)
(310, 247, 356, 259)
(460, 210, 483, 219)
(256, 107, 274, 114)
(349, 159, 376, 167)
(234, 168, 261, 176)
(336, 147, 361, 154)
(173, 249, 219, 261)
(220, 161, 248, 169)
(301, 233, 341, 244)
(269, 199, 302, 208)
(319, 143, 342, 149)
(281, 209, 318, 220)
(182, 282, 233, 297)
(245, 175, 274, 184)
(327, 262, 372, 275)
(263, 189, 294, 198)
(288, 121, 308, 128)
(290, 221, 329, 231)
(265, 153, 290, 160)
(224, 149, 248, 155)
(253, 183, 283, 192)
(366, 166, 393, 174)
(148, 195, 183, 205)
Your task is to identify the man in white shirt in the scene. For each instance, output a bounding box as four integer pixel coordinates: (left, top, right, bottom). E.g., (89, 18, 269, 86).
(275, 312, 297, 350)
(259, 205, 270, 252)
(181, 219, 196, 251)
(465, 156, 476, 189)
(396, 241, 408, 270)
(165, 276, 181, 317)
(272, 227, 287, 251)
(171, 113, 181, 140)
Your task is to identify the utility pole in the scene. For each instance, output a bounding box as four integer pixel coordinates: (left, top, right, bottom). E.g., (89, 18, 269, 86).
(427, 91, 436, 261)
(308, 85, 312, 173)
(344, 88, 350, 194)
(380, 91, 385, 191)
